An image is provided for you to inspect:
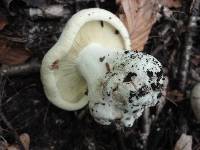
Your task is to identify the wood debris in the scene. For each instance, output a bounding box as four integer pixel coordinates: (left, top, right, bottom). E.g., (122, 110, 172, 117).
(27, 5, 71, 19)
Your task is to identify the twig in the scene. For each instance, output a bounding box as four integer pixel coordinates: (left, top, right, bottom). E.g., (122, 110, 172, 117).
(2, 0, 13, 9)
(0, 58, 40, 76)
(0, 34, 26, 43)
(156, 76, 169, 118)
(179, 115, 188, 134)
(94, 0, 100, 8)
(190, 0, 200, 16)
(142, 108, 151, 150)
(177, 0, 200, 91)
(43, 103, 50, 125)
(26, 5, 71, 19)
(75, 0, 81, 12)
(0, 76, 25, 150)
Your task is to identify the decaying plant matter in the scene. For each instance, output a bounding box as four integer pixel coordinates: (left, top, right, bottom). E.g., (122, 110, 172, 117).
(0, 0, 200, 150)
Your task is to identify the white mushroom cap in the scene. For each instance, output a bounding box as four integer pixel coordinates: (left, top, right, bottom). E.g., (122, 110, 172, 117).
(89, 51, 165, 127)
(41, 8, 131, 111)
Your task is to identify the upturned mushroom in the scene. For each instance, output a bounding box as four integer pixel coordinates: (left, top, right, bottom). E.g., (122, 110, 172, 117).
(41, 8, 165, 127)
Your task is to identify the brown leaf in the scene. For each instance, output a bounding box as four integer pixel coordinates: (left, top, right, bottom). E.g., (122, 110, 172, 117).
(161, 0, 182, 8)
(19, 133, 30, 150)
(6, 133, 30, 150)
(0, 38, 31, 65)
(0, 13, 8, 30)
(117, 0, 160, 51)
(174, 134, 192, 150)
(167, 89, 184, 102)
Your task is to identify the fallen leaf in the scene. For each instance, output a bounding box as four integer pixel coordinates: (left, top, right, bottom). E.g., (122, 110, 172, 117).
(19, 133, 30, 150)
(160, 0, 182, 8)
(2, 0, 48, 9)
(0, 38, 31, 65)
(0, 13, 8, 30)
(167, 89, 184, 102)
(117, 0, 160, 51)
(174, 134, 192, 150)
(2, 133, 30, 150)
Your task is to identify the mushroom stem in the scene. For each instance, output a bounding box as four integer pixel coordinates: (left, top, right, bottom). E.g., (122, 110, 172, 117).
(76, 43, 123, 125)
(76, 43, 116, 95)
(76, 43, 165, 127)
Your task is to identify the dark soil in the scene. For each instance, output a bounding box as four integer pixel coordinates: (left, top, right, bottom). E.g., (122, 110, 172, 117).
(0, 0, 200, 150)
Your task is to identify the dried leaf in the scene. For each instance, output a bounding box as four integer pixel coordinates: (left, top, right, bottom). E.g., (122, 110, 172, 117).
(117, 0, 160, 51)
(0, 38, 31, 65)
(160, 0, 182, 8)
(19, 133, 30, 150)
(174, 134, 192, 150)
(0, 13, 8, 30)
(3, 133, 30, 150)
(167, 90, 184, 102)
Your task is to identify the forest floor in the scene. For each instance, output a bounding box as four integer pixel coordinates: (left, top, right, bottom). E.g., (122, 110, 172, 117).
(0, 0, 200, 150)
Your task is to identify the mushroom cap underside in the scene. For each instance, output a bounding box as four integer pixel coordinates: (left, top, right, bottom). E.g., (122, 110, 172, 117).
(41, 8, 131, 110)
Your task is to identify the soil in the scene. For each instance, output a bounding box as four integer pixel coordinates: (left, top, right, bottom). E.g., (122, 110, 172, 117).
(0, 0, 200, 150)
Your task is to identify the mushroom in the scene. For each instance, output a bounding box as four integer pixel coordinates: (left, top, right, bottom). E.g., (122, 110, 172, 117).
(85, 50, 165, 127)
(41, 8, 165, 127)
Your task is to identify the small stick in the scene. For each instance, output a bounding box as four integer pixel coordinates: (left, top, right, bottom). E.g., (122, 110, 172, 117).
(177, 0, 200, 91)
(0, 76, 25, 150)
(26, 5, 71, 19)
(156, 76, 169, 118)
(75, 0, 81, 12)
(0, 59, 40, 76)
(94, 0, 100, 8)
(142, 108, 151, 150)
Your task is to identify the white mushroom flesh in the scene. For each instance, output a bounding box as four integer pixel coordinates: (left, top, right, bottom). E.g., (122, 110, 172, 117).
(76, 43, 165, 127)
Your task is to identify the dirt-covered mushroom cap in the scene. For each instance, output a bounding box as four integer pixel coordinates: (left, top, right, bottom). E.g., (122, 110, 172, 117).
(89, 51, 165, 127)
(41, 8, 131, 111)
